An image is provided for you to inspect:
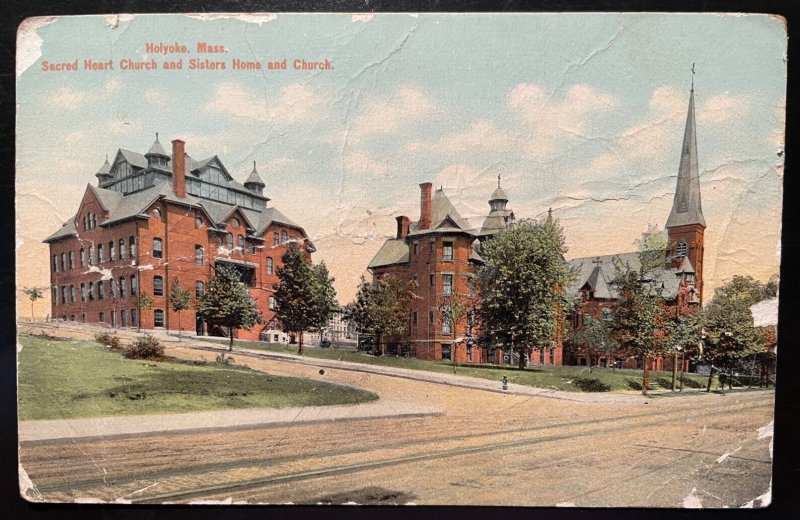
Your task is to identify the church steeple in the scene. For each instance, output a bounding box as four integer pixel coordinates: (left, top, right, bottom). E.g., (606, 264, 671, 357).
(666, 83, 706, 229)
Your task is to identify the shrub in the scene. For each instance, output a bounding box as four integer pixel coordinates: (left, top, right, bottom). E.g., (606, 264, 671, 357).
(123, 335, 164, 360)
(95, 332, 122, 351)
(572, 377, 611, 392)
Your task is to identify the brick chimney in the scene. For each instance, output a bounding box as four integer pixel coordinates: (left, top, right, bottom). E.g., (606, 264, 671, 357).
(172, 139, 186, 198)
(418, 182, 432, 230)
(395, 215, 410, 239)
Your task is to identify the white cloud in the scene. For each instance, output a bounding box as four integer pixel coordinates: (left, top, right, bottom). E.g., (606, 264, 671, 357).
(441, 120, 514, 155)
(351, 85, 435, 137)
(698, 92, 750, 125)
(342, 152, 391, 176)
(206, 81, 324, 126)
(144, 88, 166, 105)
(49, 87, 91, 111)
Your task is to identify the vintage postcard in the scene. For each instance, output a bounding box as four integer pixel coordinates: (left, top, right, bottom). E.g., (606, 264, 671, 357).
(15, 12, 784, 506)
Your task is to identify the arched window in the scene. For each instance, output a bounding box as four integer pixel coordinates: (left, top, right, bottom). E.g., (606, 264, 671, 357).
(273, 232, 280, 246)
(231, 217, 240, 228)
(88, 282, 95, 300)
(80, 248, 85, 267)
(119, 239, 127, 260)
(88, 245, 94, 266)
(109, 241, 116, 261)
(53, 255, 59, 272)
(69, 285, 75, 303)
(195, 281, 204, 298)
(98, 281, 105, 300)
(60, 286, 67, 305)
(130, 274, 138, 295)
(131, 309, 138, 327)
(119, 277, 127, 298)
(152, 208, 161, 219)
(281, 230, 288, 243)
(153, 238, 163, 259)
(80, 283, 86, 302)
(677, 240, 688, 257)
(269, 296, 276, 310)
(237, 235, 244, 253)
(154, 276, 164, 296)
(266, 257, 274, 276)
(154, 309, 165, 327)
(195, 216, 203, 229)
(121, 310, 127, 328)
(195, 245, 204, 265)
(98, 244, 104, 263)
(69, 251, 75, 269)
(109, 279, 115, 298)
(129, 236, 137, 258)
(226, 233, 234, 251)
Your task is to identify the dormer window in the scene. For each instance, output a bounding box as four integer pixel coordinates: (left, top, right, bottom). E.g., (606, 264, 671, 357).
(231, 217, 240, 228)
(152, 208, 161, 220)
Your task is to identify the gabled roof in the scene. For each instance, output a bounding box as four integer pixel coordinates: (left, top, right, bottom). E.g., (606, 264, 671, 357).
(567, 251, 682, 300)
(368, 239, 410, 269)
(254, 207, 303, 235)
(43, 218, 78, 243)
(408, 188, 473, 237)
(117, 149, 148, 169)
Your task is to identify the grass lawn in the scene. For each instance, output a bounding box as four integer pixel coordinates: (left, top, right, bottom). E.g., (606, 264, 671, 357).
(204, 338, 715, 393)
(17, 335, 378, 421)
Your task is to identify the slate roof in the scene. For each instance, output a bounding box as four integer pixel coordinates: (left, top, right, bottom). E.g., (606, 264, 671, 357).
(407, 188, 473, 237)
(146, 137, 167, 157)
(479, 209, 513, 236)
(118, 149, 148, 169)
(43, 219, 78, 242)
(368, 239, 410, 269)
(666, 88, 706, 228)
(566, 251, 683, 301)
(245, 163, 265, 187)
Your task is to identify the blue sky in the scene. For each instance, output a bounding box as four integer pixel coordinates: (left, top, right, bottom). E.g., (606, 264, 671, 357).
(16, 13, 786, 304)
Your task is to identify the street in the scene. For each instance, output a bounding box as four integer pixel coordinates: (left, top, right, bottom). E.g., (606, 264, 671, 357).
(18, 331, 774, 507)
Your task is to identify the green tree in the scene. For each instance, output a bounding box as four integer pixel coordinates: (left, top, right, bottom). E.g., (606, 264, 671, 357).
(196, 265, 262, 352)
(308, 261, 339, 342)
(664, 311, 704, 391)
(701, 275, 774, 391)
(477, 218, 575, 369)
(575, 315, 616, 368)
(345, 274, 417, 355)
(169, 278, 191, 340)
(137, 292, 154, 332)
(608, 260, 668, 395)
(273, 245, 337, 355)
(22, 286, 43, 322)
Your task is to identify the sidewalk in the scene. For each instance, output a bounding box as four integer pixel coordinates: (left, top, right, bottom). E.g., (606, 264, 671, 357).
(18, 399, 441, 443)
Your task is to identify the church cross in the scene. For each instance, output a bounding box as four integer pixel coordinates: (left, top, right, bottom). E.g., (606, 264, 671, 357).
(592, 257, 603, 267)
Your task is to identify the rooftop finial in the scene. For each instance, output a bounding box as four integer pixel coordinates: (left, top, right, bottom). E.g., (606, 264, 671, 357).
(691, 62, 695, 92)
(497, 173, 501, 188)
(156, 132, 159, 141)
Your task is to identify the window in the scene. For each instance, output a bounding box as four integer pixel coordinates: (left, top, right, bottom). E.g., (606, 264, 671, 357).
(80, 248, 85, 267)
(60, 253, 66, 271)
(430, 274, 435, 288)
(98, 281, 105, 300)
(442, 317, 452, 334)
(195, 216, 203, 228)
(81, 313, 85, 323)
(69, 285, 75, 303)
(129, 236, 136, 258)
(99, 312, 105, 323)
(130, 274, 138, 296)
(52, 287, 57, 305)
(413, 311, 418, 325)
(429, 309, 435, 325)
(109, 241, 115, 261)
(111, 311, 116, 327)
(429, 238, 435, 257)
(60, 286, 67, 305)
(154, 276, 164, 296)
(266, 257, 274, 275)
(231, 217, 240, 228)
(88, 282, 95, 300)
(441, 343, 452, 361)
(53, 255, 59, 272)
(443, 241, 454, 261)
(131, 309, 138, 327)
(154, 309, 165, 327)
(237, 235, 244, 253)
(69, 251, 75, 269)
(247, 240, 256, 254)
(677, 240, 688, 257)
(443, 274, 453, 295)
(281, 230, 288, 243)
(119, 277, 126, 298)
(602, 307, 612, 321)
(195, 281, 204, 298)
(121, 310, 127, 328)
(119, 239, 127, 260)
(226, 233, 234, 251)
(413, 242, 418, 255)
(98, 244, 104, 263)
(153, 238, 163, 259)
(80, 283, 86, 302)
(273, 232, 280, 246)
(109, 279, 116, 298)
(152, 208, 161, 219)
(88, 246, 94, 266)
(195, 245, 204, 265)
(269, 296, 276, 310)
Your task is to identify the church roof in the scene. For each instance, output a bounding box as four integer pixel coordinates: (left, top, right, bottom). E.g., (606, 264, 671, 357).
(490, 186, 508, 201)
(567, 251, 682, 301)
(244, 162, 265, 187)
(666, 88, 706, 228)
(408, 188, 473, 236)
(95, 157, 112, 177)
(368, 239, 410, 269)
(146, 136, 168, 157)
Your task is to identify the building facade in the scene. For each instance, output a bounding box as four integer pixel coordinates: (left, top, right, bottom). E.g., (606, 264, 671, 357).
(44, 136, 314, 341)
(366, 180, 552, 365)
(565, 86, 705, 370)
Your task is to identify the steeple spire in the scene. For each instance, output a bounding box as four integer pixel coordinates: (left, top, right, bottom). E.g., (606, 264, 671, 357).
(666, 81, 705, 229)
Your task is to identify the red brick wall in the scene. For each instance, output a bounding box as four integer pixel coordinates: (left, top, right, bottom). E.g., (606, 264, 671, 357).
(667, 224, 705, 303)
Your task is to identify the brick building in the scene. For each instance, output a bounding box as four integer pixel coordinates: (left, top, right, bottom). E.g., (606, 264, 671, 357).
(44, 136, 314, 340)
(368, 180, 531, 364)
(565, 86, 705, 370)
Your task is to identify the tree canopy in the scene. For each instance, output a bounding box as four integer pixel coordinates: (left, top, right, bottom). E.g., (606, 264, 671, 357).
(273, 245, 338, 354)
(169, 278, 191, 339)
(196, 265, 262, 351)
(345, 274, 417, 355)
(477, 218, 575, 368)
